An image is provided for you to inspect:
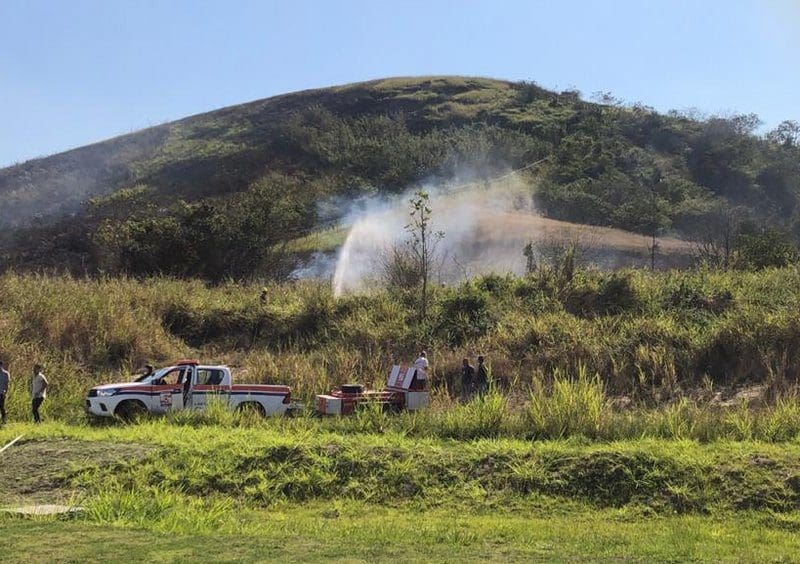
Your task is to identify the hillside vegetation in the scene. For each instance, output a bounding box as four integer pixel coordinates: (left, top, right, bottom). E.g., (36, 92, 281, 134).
(1, 265, 800, 425)
(1, 76, 799, 279)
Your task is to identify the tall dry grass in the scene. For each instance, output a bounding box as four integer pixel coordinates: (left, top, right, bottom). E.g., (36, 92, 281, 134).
(1, 266, 800, 426)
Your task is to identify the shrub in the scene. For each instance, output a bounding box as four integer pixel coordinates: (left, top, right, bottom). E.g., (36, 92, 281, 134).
(526, 366, 608, 439)
(733, 225, 798, 270)
(564, 271, 640, 317)
(663, 277, 734, 315)
(435, 283, 493, 346)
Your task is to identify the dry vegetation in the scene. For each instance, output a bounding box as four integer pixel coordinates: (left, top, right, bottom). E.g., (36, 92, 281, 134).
(1, 264, 800, 433)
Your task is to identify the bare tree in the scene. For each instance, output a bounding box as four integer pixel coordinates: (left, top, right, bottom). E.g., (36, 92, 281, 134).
(641, 187, 672, 271)
(406, 190, 444, 324)
(379, 243, 420, 289)
(688, 202, 742, 269)
(529, 226, 600, 273)
(648, 232, 659, 271)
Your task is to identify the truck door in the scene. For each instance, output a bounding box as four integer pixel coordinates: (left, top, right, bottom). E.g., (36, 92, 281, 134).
(191, 368, 226, 410)
(152, 367, 189, 412)
(180, 365, 195, 409)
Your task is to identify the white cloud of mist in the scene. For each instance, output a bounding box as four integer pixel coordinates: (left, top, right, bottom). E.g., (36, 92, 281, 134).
(330, 169, 542, 296)
(292, 166, 693, 294)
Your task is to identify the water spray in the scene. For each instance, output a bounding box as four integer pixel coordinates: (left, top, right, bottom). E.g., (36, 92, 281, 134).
(330, 159, 551, 296)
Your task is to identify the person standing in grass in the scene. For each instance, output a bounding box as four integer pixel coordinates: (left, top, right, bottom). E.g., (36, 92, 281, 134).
(460, 358, 475, 401)
(475, 356, 489, 396)
(412, 351, 429, 390)
(0, 360, 9, 424)
(31, 364, 48, 423)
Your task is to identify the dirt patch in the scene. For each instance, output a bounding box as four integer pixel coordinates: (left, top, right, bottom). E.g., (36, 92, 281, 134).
(0, 438, 152, 505)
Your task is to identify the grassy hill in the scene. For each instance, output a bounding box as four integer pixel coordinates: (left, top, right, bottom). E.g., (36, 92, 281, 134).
(4, 77, 800, 561)
(1, 76, 798, 279)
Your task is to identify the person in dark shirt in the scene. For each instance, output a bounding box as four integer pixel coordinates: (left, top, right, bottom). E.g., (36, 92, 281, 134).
(460, 358, 475, 401)
(0, 360, 10, 424)
(476, 355, 489, 396)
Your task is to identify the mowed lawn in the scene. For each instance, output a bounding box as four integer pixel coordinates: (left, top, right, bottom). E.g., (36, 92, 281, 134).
(3, 506, 800, 562)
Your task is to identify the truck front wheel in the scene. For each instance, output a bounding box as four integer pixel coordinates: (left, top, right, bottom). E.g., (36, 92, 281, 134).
(115, 400, 147, 422)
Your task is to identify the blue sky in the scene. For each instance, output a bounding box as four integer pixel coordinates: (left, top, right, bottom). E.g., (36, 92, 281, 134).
(1, 0, 798, 167)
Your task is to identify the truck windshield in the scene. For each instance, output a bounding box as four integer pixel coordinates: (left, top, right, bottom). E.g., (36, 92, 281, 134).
(134, 368, 169, 383)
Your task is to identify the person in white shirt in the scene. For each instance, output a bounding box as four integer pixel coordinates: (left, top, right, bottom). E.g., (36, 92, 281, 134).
(413, 351, 429, 389)
(31, 364, 48, 423)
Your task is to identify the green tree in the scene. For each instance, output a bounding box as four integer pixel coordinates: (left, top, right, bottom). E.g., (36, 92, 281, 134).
(733, 224, 798, 270)
(766, 120, 800, 148)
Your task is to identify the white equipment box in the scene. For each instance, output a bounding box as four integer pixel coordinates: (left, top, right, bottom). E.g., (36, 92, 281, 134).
(405, 391, 429, 410)
(316, 395, 342, 415)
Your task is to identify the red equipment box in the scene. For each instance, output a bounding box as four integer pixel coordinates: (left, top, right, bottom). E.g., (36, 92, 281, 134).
(315, 364, 429, 415)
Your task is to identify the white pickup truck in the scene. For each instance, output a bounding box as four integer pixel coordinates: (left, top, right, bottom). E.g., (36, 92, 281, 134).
(85, 359, 292, 419)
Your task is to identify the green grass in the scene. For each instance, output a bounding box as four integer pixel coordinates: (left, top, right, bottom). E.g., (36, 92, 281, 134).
(3, 424, 800, 561)
(284, 226, 348, 254)
(5, 422, 800, 514)
(3, 507, 800, 562)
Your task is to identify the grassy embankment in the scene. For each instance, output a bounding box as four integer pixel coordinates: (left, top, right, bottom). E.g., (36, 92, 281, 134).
(4, 421, 800, 560)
